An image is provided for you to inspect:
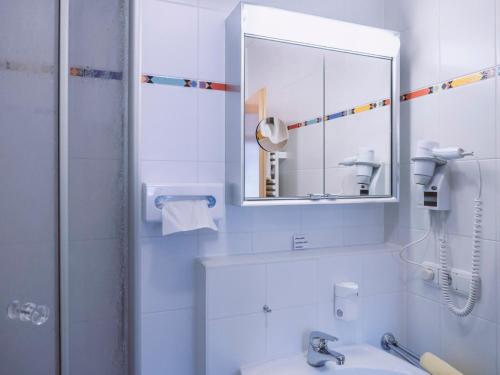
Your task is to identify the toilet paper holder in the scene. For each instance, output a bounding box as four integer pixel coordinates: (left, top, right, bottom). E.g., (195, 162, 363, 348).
(143, 183, 224, 222)
(154, 195, 216, 209)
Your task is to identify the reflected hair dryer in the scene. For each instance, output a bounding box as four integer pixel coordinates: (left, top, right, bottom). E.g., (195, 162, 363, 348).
(339, 147, 380, 185)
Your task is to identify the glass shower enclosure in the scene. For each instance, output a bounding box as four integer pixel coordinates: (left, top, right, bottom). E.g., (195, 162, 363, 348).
(0, 1, 129, 373)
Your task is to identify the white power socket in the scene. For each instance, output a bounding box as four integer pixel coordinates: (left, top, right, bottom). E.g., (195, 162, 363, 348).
(293, 233, 309, 250)
(421, 261, 479, 297)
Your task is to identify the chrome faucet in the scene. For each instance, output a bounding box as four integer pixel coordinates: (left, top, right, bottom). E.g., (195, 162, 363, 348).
(307, 331, 345, 367)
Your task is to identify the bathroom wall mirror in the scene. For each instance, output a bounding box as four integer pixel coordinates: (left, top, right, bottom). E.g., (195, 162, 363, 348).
(226, 4, 400, 205)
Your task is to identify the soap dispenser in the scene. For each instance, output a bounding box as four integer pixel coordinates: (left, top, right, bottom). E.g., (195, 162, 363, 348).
(334, 282, 359, 321)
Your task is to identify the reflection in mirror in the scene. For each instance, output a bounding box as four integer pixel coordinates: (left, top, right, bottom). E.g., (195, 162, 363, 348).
(324, 49, 392, 197)
(256, 117, 289, 152)
(244, 37, 324, 199)
(243, 36, 393, 200)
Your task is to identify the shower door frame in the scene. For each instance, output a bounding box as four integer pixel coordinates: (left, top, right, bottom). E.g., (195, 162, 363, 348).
(58, 0, 69, 373)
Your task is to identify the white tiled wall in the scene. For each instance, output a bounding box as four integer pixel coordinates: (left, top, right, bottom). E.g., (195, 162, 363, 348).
(384, 0, 500, 373)
(139, 0, 387, 374)
(201, 246, 405, 375)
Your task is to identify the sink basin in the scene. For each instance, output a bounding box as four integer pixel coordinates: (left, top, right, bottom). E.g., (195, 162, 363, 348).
(241, 344, 428, 375)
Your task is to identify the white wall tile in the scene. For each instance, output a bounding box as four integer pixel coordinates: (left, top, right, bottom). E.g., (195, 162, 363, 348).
(142, 0, 198, 77)
(198, 0, 238, 13)
(252, 230, 295, 253)
(206, 264, 266, 319)
(141, 160, 198, 184)
(317, 254, 363, 303)
(384, 0, 438, 31)
(198, 90, 225, 162)
(439, 0, 496, 80)
(70, 319, 125, 375)
(400, 91, 440, 163)
(198, 8, 226, 82)
(437, 79, 496, 160)
(141, 234, 198, 312)
(0, 158, 56, 245)
(343, 204, 384, 227)
(251, 206, 301, 232)
(220, 205, 254, 233)
(302, 228, 343, 249)
(69, 239, 123, 322)
(406, 294, 442, 357)
(399, 26, 440, 93)
(198, 161, 225, 182)
(69, 158, 122, 241)
(343, 225, 384, 246)
(0, 72, 57, 161)
(362, 293, 406, 347)
(198, 231, 252, 256)
(69, 0, 124, 71)
(267, 305, 317, 360)
(440, 235, 498, 322)
(441, 306, 497, 375)
(69, 79, 123, 159)
(300, 205, 343, 229)
(207, 314, 266, 375)
(267, 260, 317, 309)
(446, 160, 497, 240)
(0, 2, 58, 66)
(142, 309, 196, 375)
(141, 84, 198, 161)
(362, 251, 404, 295)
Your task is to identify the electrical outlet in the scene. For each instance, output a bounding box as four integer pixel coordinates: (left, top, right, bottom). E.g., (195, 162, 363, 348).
(421, 261, 477, 297)
(293, 233, 309, 250)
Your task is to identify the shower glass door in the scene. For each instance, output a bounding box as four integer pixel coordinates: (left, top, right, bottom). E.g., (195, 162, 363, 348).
(0, 0, 60, 373)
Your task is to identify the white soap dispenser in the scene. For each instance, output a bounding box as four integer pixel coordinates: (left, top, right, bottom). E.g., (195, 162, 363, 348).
(334, 282, 359, 321)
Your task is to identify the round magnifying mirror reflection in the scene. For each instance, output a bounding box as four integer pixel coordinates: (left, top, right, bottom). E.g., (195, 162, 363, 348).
(255, 117, 289, 152)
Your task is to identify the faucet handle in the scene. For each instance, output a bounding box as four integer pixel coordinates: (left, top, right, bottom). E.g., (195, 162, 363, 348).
(309, 331, 339, 347)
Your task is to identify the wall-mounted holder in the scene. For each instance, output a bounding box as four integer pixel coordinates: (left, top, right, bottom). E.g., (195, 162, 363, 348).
(143, 183, 224, 222)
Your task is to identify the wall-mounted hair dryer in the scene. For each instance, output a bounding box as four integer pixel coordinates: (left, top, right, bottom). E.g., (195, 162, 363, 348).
(339, 147, 383, 195)
(411, 140, 474, 210)
(402, 140, 482, 318)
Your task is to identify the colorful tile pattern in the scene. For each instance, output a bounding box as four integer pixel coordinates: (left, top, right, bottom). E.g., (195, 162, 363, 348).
(70, 67, 123, 80)
(401, 66, 497, 102)
(132, 65, 500, 132)
(287, 98, 391, 131)
(142, 74, 227, 91)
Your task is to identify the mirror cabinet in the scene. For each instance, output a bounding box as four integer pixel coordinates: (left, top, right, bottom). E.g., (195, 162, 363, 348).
(226, 4, 400, 205)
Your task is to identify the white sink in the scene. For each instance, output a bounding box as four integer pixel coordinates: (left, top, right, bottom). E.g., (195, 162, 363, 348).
(241, 344, 428, 375)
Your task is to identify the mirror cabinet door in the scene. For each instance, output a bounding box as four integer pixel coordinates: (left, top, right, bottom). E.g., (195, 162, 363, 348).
(324, 50, 393, 197)
(244, 36, 324, 199)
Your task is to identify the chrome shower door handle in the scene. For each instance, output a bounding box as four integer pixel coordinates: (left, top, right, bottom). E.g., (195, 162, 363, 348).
(7, 300, 50, 326)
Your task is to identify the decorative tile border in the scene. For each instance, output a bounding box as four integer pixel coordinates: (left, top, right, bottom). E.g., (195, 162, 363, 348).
(287, 99, 391, 130)
(70, 67, 123, 80)
(141, 74, 227, 91)
(289, 65, 500, 131)
(401, 66, 498, 102)
(136, 65, 500, 132)
(0, 60, 55, 74)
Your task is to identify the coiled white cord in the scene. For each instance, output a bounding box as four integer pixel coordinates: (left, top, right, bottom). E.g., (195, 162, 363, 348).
(399, 212, 433, 268)
(439, 160, 482, 317)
